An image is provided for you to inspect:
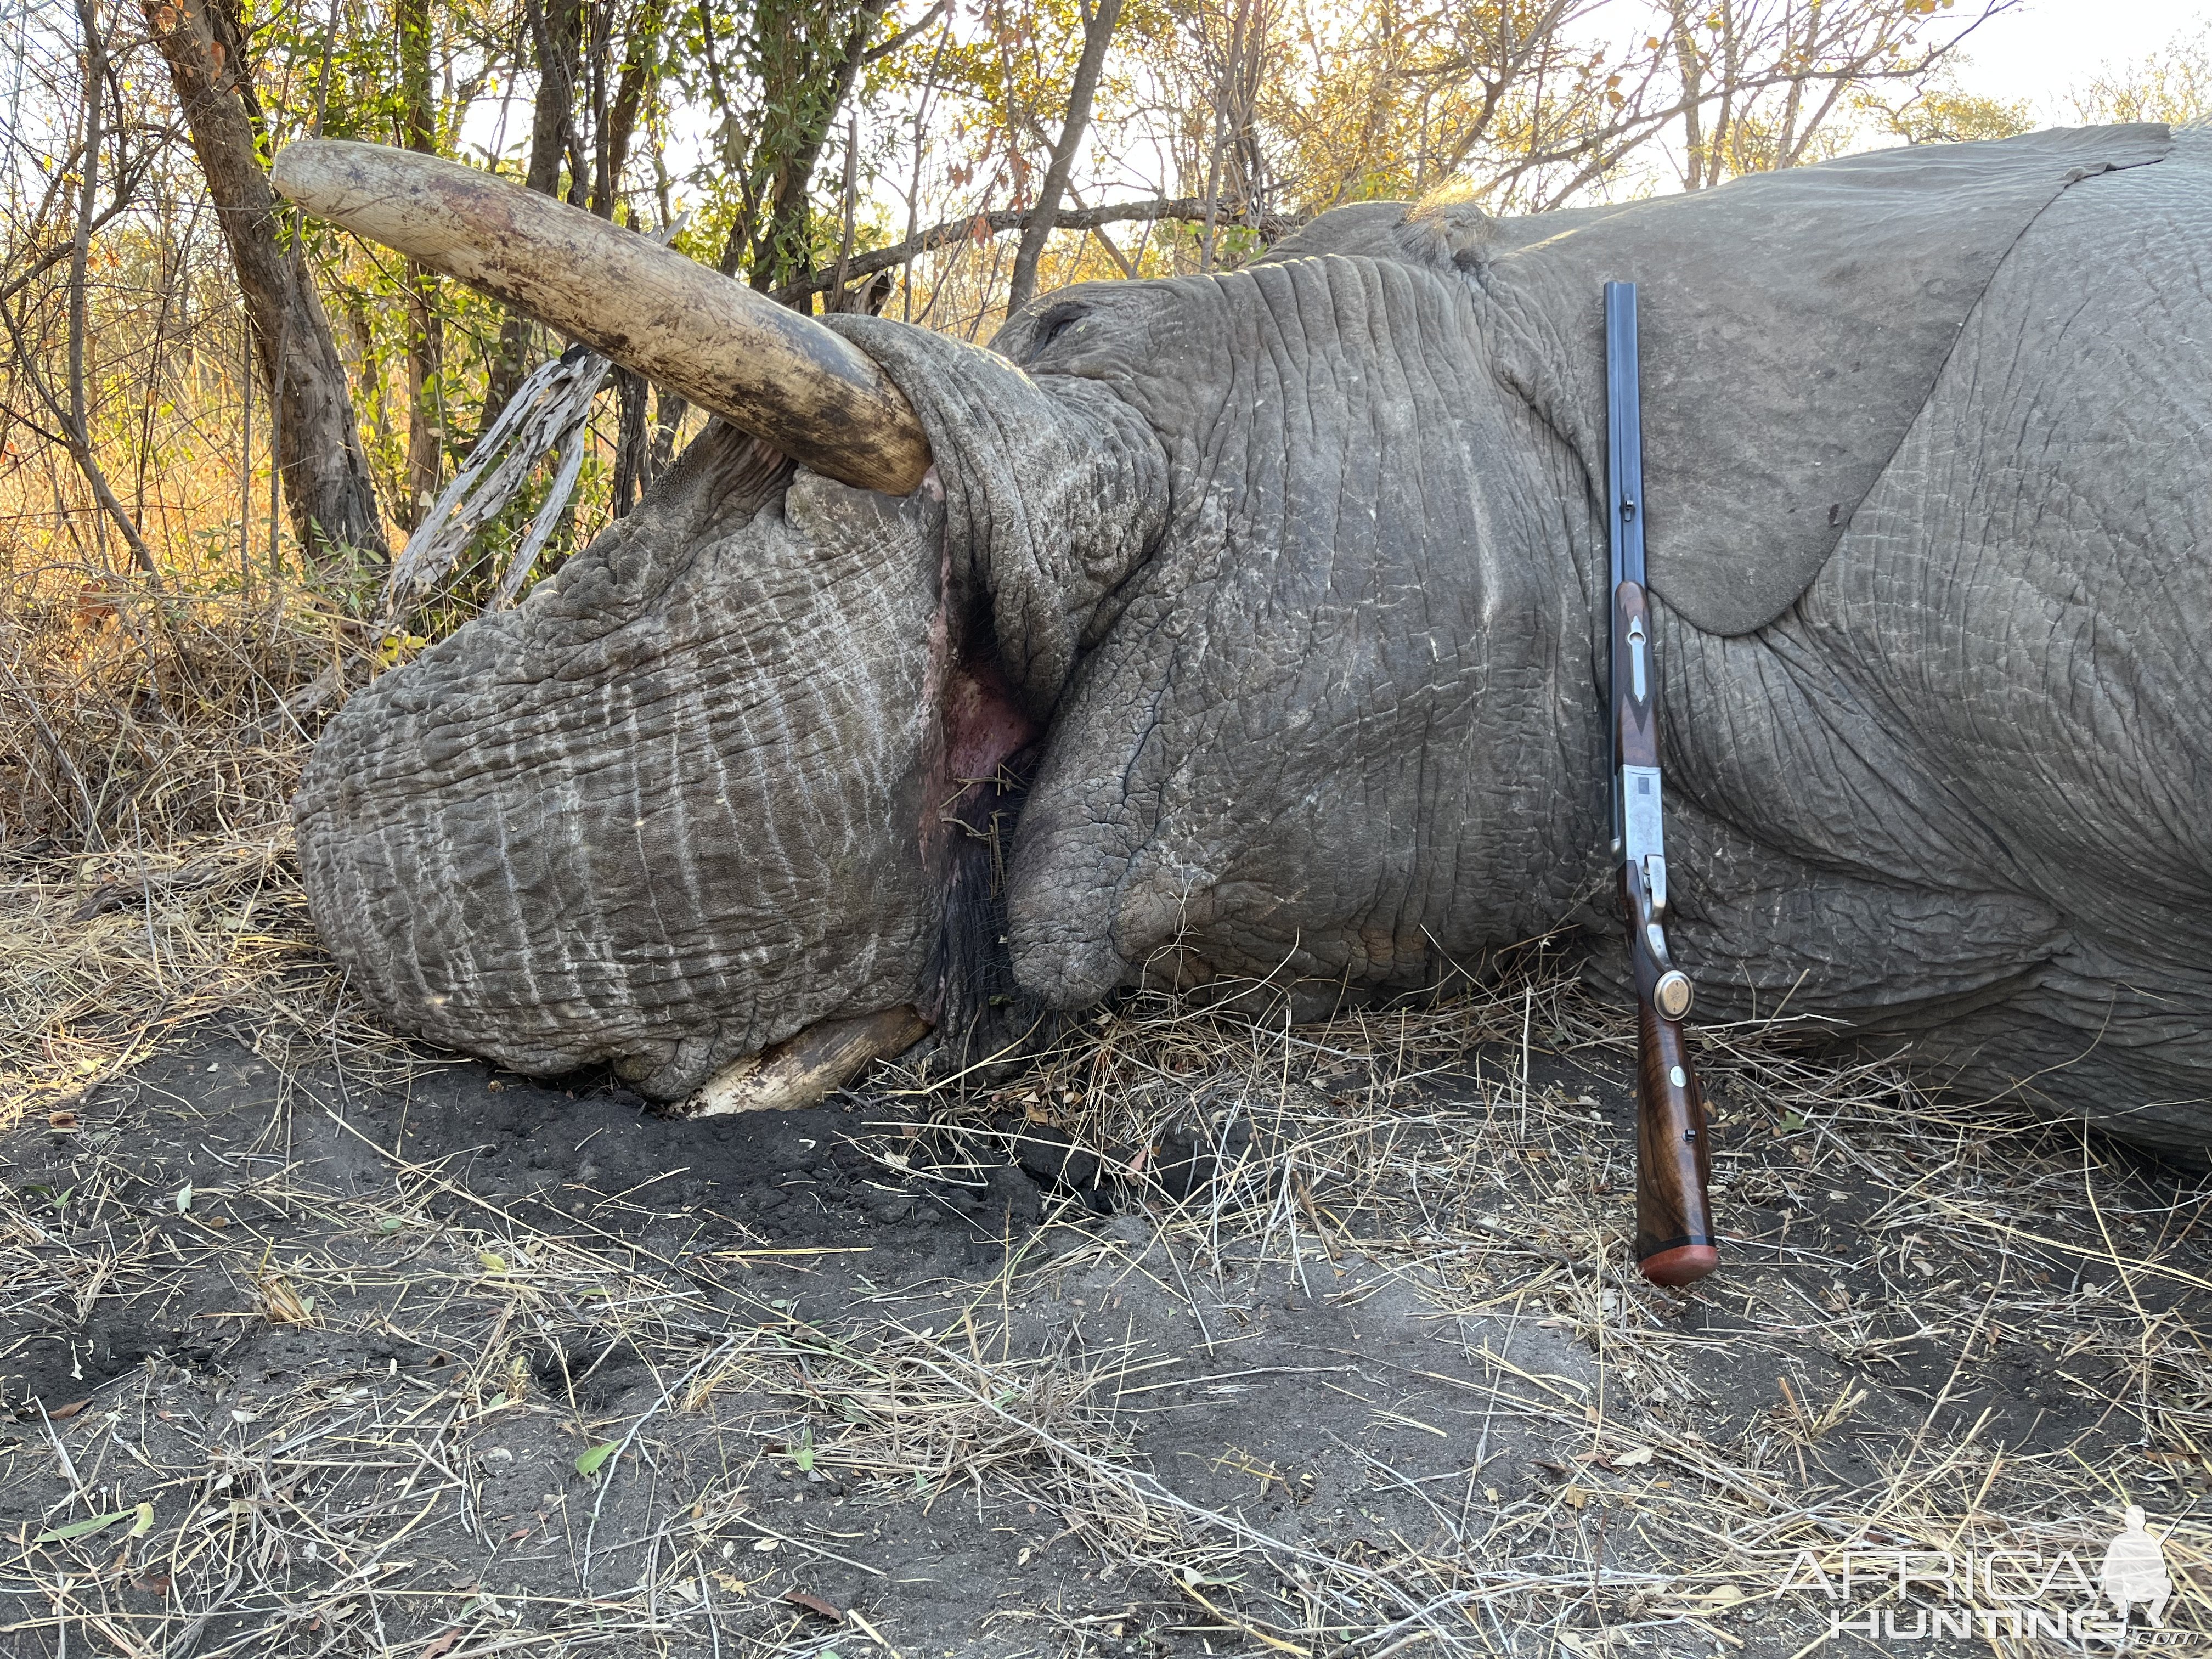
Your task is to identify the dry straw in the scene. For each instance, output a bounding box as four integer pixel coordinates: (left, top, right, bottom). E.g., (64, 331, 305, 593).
(1, 557, 407, 1115)
(1, 566, 2205, 1655)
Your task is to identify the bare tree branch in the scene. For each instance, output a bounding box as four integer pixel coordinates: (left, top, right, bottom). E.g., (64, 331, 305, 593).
(861, 0, 949, 66)
(1008, 0, 1125, 314)
(64, 0, 159, 579)
(776, 195, 1302, 304)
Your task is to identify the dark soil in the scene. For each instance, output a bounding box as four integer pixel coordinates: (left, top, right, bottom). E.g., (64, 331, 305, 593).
(0, 1024, 2201, 1657)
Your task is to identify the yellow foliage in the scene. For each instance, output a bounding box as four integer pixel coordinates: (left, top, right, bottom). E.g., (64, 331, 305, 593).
(2071, 26, 2212, 127)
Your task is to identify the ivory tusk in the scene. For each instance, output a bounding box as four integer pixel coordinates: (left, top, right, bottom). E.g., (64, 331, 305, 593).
(272, 140, 932, 495)
(677, 1006, 932, 1118)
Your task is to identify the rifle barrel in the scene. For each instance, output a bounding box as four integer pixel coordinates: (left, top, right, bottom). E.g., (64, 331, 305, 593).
(1605, 280, 1645, 593)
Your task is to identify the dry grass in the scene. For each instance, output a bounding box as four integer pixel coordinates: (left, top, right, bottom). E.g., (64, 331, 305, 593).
(839, 966, 2212, 1650)
(4, 932, 2202, 1654)
(0, 557, 415, 1120)
(0, 568, 2206, 1655)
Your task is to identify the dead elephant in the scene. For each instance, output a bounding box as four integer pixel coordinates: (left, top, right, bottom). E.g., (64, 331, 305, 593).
(286, 123, 2210, 1160)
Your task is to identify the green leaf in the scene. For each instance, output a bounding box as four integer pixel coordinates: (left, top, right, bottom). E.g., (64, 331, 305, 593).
(478, 1251, 509, 1276)
(378, 1216, 404, 1233)
(128, 1502, 155, 1538)
(795, 1428, 815, 1473)
(574, 1442, 618, 1479)
(174, 1184, 192, 1213)
(35, 1508, 134, 1543)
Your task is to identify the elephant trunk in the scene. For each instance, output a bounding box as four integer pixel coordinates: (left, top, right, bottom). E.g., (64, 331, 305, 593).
(270, 140, 933, 496)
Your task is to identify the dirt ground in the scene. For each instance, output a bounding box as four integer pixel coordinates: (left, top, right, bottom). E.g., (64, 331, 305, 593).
(0, 972, 2207, 1658)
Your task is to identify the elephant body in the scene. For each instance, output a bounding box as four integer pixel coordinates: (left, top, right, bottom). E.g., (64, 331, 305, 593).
(1666, 137, 2212, 1152)
(296, 123, 2212, 1157)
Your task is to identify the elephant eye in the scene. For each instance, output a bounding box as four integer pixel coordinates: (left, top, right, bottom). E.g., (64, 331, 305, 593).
(1032, 307, 1085, 352)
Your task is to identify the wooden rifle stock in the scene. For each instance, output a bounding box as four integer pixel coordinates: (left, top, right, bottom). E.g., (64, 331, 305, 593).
(1615, 584, 1719, 1286)
(1629, 903, 1719, 1285)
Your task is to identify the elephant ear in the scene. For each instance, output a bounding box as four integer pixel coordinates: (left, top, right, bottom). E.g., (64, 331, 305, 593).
(1276, 125, 2172, 635)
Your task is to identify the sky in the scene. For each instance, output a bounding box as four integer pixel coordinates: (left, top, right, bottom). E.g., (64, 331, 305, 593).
(1953, 0, 2210, 115)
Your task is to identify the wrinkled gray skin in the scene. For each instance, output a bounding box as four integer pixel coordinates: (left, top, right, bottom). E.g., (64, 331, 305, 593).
(297, 124, 2212, 1158)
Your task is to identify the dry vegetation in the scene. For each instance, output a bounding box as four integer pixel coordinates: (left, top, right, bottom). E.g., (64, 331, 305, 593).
(0, 670, 2206, 1654)
(0, 551, 398, 1113)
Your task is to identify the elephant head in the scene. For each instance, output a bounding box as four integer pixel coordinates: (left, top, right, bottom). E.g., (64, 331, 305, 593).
(285, 144, 1596, 1101)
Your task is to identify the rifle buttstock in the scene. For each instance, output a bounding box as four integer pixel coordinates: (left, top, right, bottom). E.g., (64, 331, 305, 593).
(1634, 998, 1718, 1287)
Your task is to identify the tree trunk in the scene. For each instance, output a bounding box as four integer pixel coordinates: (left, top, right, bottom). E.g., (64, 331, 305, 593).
(1197, 0, 1253, 271)
(141, 0, 389, 577)
(1671, 3, 1709, 190)
(594, 0, 668, 515)
(611, 366, 648, 516)
(482, 0, 584, 431)
(397, 0, 442, 528)
(740, 0, 895, 298)
(1007, 0, 1124, 315)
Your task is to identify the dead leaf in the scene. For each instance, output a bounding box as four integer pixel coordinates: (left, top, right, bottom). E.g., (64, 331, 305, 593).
(1561, 1484, 1588, 1509)
(47, 1111, 78, 1133)
(781, 1587, 844, 1622)
(46, 1400, 89, 1420)
(424, 1632, 461, 1657)
(1613, 1446, 1655, 1468)
(257, 1276, 316, 1326)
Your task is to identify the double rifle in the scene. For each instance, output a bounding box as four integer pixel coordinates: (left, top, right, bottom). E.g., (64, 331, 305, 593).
(1605, 281, 1719, 1289)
